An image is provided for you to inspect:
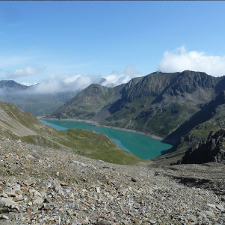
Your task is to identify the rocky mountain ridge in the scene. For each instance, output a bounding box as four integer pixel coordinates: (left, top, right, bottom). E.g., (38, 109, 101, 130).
(48, 71, 225, 156)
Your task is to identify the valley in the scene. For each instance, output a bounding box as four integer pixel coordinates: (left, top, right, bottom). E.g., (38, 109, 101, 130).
(46, 70, 225, 158)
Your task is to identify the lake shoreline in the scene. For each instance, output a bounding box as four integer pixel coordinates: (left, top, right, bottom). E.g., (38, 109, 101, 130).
(40, 117, 174, 144)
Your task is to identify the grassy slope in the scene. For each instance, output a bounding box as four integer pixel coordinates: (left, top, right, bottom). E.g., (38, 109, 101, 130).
(0, 101, 143, 165)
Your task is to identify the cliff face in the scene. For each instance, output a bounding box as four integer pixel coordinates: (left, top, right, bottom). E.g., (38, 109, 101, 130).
(180, 129, 225, 164)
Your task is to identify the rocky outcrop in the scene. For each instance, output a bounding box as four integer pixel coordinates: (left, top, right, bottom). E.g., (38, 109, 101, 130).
(180, 129, 225, 164)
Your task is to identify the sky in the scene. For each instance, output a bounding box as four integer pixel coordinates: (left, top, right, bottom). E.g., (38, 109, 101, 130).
(0, 1, 225, 93)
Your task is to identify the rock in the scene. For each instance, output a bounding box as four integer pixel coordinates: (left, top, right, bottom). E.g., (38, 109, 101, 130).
(0, 193, 8, 198)
(70, 160, 96, 169)
(207, 203, 216, 209)
(96, 187, 100, 193)
(131, 177, 137, 182)
(181, 129, 225, 164)
(33, 196, 44, 205)
(0, 215, 9, 220)
(25, 154, 36, 160)
(205, 211, 216, 217)
(1, 197, 17, 208)
(216, 204, 224, 211)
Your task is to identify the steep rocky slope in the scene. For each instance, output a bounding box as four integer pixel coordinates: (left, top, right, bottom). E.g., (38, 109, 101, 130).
(167, 91, 225, 156)
(180, 129, 225, 164)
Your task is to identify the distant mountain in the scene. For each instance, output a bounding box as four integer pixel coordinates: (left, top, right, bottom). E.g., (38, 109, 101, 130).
(0, 80, 29, 90)
(0, 80, 78, 116)
(0, 77, 110, 116)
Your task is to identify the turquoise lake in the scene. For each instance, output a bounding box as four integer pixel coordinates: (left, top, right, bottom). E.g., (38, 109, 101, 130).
(40, 120, 172, 160)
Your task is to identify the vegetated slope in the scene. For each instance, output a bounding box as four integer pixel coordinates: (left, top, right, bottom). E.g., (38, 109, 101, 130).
(51, 83, 126, 120)
(0, 100, 142, 164)
(49, 70, 225, 143)
(0, 80, 78, 116)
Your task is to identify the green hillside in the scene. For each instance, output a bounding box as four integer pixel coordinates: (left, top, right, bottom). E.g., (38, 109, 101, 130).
(0, 101, 143, 165)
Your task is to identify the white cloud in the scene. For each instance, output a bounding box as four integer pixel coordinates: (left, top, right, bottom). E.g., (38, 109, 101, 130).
(20, 82, 38, 86)
(22, 65, 140, 95)
(7, 66, 46, 78)
(29, 73, 102, 94)
(158, 46, 225, 77)
(0, 65, 140, 95)
(102, 64, 141, 87)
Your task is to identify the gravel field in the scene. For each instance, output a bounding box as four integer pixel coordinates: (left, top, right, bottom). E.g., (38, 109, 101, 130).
(0, 138, 225, 225)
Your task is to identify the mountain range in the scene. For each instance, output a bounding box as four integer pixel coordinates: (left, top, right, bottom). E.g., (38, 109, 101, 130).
(47, 70, 225, 158)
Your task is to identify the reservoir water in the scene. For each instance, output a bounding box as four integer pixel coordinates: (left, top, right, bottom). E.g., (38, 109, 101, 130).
(40, 120, 172, 159)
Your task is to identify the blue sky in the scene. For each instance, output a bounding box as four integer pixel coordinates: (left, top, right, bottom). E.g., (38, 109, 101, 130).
(0, 1, 225, 90)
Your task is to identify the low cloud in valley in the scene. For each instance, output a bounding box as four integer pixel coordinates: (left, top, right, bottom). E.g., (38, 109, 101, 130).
(15, 65, 141, 95)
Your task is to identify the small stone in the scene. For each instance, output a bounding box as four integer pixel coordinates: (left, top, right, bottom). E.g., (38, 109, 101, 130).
(188, 218, 195, 222)
(216, 204, 224, 211)
(96, 187, 100, 193)
(7, 192, 17, 197)
(27, 207, 32, 216)
(205, 211, 216, 217)
(0, 193, 8, 198)
(131, 177, 137, 182)
(149, 220, 156, 224)
(33, 197, 44, 205)
(0, 215, 9, 220)
(207, 203, 216, 209)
